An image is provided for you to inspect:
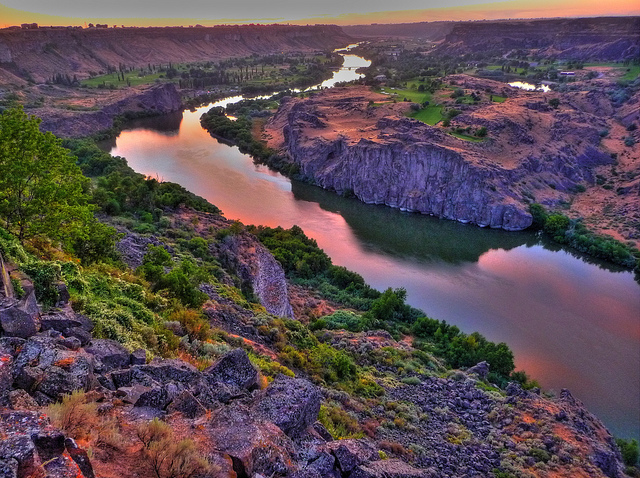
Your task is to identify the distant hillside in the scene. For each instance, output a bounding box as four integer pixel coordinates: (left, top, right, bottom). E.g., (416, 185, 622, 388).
(342, 21, 454, 40)
(0, 24, 352, 83)
(439, 16, 640, 60)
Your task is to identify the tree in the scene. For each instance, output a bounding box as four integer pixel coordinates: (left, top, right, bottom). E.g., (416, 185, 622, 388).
(0, 107, 107, 247)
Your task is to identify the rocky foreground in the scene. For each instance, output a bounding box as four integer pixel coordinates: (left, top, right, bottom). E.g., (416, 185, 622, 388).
(0, 208, 628, 478)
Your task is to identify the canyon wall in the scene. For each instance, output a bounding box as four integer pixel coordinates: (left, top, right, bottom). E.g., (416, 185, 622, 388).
(438, 17, 640, 60)
(0, 24, 352, 83)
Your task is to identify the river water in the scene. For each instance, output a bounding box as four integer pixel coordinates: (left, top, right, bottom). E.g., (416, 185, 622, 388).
(105, 47, 640, 441)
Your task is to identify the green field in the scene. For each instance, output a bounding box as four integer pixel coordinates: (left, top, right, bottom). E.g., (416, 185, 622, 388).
(584, 62, 640, 81)
(409, 104, 443, 125)
(491, 95, 506, 103)
(81, 71, 173, 88)
(450, 132, 485, 142)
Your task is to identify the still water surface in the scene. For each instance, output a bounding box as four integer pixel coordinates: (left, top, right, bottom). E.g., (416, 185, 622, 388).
(107, 51, 640, 440)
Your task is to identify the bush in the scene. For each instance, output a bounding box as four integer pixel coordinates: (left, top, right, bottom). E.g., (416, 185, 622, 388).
(318, 403, 363, 439)
(137, 418, 212, 478)
(48, 390, 98, 439)
(617, 438, 639, 467)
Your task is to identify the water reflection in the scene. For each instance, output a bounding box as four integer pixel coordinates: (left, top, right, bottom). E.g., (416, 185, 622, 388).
(107, 52, 640, 441)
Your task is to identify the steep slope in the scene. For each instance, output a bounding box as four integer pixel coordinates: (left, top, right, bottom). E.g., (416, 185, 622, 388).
(0, 24, 352, 83)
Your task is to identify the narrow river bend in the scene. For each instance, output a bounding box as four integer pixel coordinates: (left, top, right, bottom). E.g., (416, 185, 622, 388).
(105, 47, 640, 441)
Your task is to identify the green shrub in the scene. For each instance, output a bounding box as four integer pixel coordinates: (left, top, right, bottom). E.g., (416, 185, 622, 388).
(617, 438, 639, 467)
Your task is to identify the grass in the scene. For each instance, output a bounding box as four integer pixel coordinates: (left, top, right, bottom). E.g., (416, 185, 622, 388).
(491, 95, 506, 103)
(409, 104, 443, 125)
(583, 62, 640, 81)
(450, 132, 485, 142)
(82, 71, 175, 88)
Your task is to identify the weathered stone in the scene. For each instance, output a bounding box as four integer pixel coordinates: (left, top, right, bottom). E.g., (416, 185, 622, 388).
(166, 390, 207, 418)
(136, 358, 199, 385)
(254, 374, 321, 439)
(7, 390, 39, 410)
(134, 385, 171, 410)
(203, 348, 258, 391)
(0, 353, 12, 396)
(36, 354, 94, 400)
(350, 459, 434, 478)
(208, 405, 297, 478)
(313, 421, 334, 441)
(0, 303, 38, 338)
(130, 348, 147, 365)
(468, 361, 490, 379)
(40, 312, 84, 333)
(13, 366, 45, 392)
(63, 327, 92, 346)
(0, 458, 18, 478)
(326, 439, 378, 473)
(58, 337, 81, 351)
(65, 438, 96, 478)
(32, 430, 66, 461)
(117, 385, 151, 405)
(85, 339, 130, 372)
(0, 436, 36, 477)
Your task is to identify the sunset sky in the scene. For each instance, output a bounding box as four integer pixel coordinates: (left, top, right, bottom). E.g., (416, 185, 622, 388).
(0, 0, 638, 28)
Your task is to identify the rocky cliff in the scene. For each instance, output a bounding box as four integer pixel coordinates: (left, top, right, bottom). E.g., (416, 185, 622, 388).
(438, 17, 640, 61)
(34, 82, 182, 137)
(0, 24, 352, 84)
(265, 84, 621, 232)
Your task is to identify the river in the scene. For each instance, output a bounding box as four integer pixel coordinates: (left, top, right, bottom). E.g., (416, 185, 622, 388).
(105, 47, 640, 441)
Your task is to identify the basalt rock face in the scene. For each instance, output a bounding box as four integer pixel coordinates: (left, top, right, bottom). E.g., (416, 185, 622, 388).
(219, 233, 296, 318)
(268, 86, 617, 232)
(274, 94, 533, 231)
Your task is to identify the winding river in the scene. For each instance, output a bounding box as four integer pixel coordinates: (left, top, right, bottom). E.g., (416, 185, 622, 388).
(105, 46, 640, 441)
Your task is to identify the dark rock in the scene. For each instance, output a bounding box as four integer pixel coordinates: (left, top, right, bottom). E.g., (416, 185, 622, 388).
(7, 390, 39, 410)
(592, 446, 623, 478)
(130, 349, 146, 365)
(32, 391, 54, 406)
(313, 421, 334, 441)
(166, 390, 207, 418)
(468, 361, 490, 379)
(0, 458, 18, 478)
(36, 354, 94, 400)
(0, 302, 38, 338)
(326, 439, 378, 473)
(136, 358, 199, 385)
(304, 452, 339, 478)
(0, 436, 36, 477)
(13, 366, 45, 392)
(203, 348, 258, 390)
(40, 312, 84, 333)
(208, 405, 297, 478)
(58, 337, 81, 351)
(254, 374, 321, 439)
(116, 385, 151, 404)
(351, 459, 433, 478)
(62, 327, 92, 346)
(65, 438, 96, 478)
(85, 339, 130, 372)
(134, 385, 171, 410)
(32, 430, 66, 461)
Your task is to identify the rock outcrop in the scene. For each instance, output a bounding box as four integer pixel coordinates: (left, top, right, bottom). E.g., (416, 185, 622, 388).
(266, 85, 617, 231)
(36, 83, 182, 138)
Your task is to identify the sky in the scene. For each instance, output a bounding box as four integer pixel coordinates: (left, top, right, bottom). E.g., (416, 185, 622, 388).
(0, 0, 638, 27)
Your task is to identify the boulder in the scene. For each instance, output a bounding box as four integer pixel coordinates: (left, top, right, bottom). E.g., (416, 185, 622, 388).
(468, 361, 490, 379)
(135, 358, 199, 385)
(85, 339, 130, 372)
(166, 390, 207, 418)
(254, 374, 321, 439)
(134, 385, 172, 410)
(36, 353, 94, 400)
(7, 390, 39, 410)
(0, 302, 38, 338)
(65, 438, 95, 478)
(130, 349, 147, 365)
(208, 405, 297, 478)
(32, 430, 66, 461)
(203, 348, 258, 391)
(350, 459, 434, 478)
(326, 439, 378, 473)
(0, 459, 18, 478)
(0, 436, 37, 477)
(40, 312, 84, 333)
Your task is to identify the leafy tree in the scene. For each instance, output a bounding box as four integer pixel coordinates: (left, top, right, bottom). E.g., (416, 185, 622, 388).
(616, 438, 639, 467)
(0, 107, 92, 243)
